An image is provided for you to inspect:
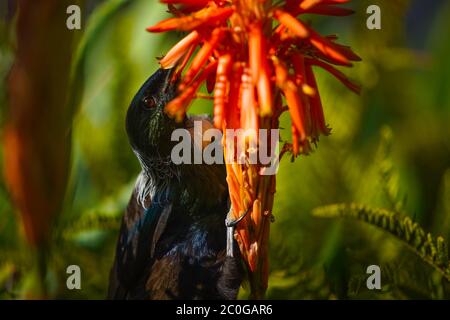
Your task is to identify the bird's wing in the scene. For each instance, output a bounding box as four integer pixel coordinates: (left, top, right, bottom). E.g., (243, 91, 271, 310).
(108, 188, 173, 299)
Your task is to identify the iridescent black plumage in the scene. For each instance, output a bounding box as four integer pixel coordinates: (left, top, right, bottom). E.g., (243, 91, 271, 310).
(108, 68, 243, 299)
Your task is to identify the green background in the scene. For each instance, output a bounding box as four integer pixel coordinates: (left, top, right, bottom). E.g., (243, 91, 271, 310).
(0, 0, 449, 299)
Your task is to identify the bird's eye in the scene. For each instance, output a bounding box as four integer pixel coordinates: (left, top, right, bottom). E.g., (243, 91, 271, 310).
(143, 96, 156, 109)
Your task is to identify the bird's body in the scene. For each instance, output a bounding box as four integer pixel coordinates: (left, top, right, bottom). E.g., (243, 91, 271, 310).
(108, 68, 242, 299)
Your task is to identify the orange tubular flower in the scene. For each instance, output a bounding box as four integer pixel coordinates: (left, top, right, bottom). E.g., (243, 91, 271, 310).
(148, 0, 360, 298)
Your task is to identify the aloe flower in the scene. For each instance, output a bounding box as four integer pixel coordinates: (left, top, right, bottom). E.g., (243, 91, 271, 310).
(148, 0, 360, 298)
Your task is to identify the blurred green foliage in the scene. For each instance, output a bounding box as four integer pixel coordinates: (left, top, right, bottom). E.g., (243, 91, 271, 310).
(0, 0, 449, 299)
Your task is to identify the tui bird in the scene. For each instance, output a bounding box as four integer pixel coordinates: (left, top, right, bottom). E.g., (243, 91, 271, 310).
(108, 67, 243, 299)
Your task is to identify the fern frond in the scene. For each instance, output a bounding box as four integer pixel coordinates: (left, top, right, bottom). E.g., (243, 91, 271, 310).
(312, 203, 450, 281)
(61, 213, 121, 240)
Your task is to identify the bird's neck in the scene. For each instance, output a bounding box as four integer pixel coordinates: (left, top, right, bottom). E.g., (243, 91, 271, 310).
(133, 150, 180, 208)
(133, 149, 228, 216)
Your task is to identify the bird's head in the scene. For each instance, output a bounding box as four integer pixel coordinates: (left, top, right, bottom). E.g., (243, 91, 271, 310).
(126, 67, 182, 158)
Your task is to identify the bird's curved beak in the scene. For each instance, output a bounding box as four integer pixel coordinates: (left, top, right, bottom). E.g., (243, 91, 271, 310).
(161, 63, 180, 95)
(161, 67, 175, 92)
